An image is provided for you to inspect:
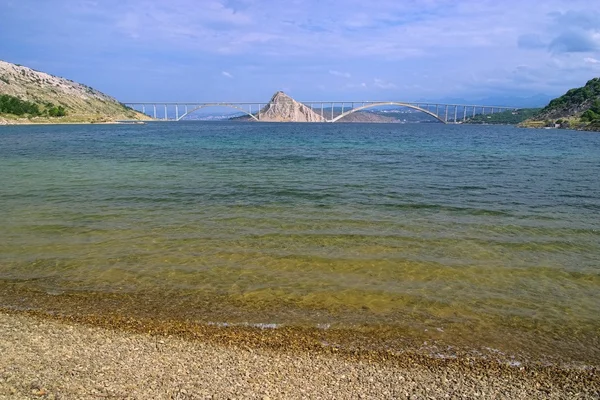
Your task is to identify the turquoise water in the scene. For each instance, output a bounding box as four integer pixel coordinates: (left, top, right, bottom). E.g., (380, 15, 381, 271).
(1, 122, 599, 364)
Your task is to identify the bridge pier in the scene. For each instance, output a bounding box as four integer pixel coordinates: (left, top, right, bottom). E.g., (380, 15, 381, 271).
(175, 104, 179, 121)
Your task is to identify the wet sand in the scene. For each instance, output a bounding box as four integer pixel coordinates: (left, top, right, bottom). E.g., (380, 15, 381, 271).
(0, 311, 598, 399)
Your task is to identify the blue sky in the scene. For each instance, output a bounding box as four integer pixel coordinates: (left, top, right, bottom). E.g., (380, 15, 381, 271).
(1, 0, 599, 104)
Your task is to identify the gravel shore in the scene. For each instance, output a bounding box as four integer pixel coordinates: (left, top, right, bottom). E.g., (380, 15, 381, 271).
(0, 311, 598, 399)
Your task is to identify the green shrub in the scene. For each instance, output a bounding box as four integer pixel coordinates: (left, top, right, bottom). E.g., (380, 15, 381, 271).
(0, 94, 41, 115)
(47, 105, 67, 117)
(0, 94, 67, 117)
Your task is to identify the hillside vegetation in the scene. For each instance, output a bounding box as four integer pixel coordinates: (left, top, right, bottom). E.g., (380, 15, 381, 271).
(522, 77, 600, 130)
(465, 108, 540, 125)
(0, 60, 150, 124)
(0, 94, 66, 117)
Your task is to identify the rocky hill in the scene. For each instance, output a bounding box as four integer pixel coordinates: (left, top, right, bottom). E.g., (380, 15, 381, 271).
(522, 77, 600, 130)
(233, 91, 400, 123)
(0, 60, 149, 124)
(257, 91, 325, 122)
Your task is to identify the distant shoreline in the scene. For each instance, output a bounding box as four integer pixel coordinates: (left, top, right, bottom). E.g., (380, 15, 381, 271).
(0, 120, 121, 126)
(0, 117, 150, 126)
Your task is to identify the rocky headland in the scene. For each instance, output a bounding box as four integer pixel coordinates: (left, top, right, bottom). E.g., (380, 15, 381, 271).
(521, 77, 600, 131)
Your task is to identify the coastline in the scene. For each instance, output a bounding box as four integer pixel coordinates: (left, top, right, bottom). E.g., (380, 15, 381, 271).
(2, 282, 599, 369)
(1, 311, 598, 399)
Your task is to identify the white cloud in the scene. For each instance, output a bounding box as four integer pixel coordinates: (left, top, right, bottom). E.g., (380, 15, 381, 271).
(345, 82, 368, 89)
(373, 78, 397, 89)
(329, 70, 351, 78)
(4, 0, 600, 100)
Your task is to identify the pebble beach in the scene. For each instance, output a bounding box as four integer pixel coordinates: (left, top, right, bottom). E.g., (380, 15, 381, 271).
(1, 311, 598, 399)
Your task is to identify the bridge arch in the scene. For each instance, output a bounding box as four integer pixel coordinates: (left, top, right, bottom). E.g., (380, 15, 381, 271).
(329, 102, 446, 123)
(177, 104, 259, 121)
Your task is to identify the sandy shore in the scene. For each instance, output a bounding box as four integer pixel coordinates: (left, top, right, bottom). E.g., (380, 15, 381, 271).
(0, 312, 598, 399)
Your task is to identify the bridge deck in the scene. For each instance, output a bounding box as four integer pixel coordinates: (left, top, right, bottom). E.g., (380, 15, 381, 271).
(123, 101, 518, 123)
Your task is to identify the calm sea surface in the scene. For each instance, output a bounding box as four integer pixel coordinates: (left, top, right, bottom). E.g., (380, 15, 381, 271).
(1, 122, 599, 365)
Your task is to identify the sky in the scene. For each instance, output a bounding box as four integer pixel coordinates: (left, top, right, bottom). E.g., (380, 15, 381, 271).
(1, 0, 600, 104)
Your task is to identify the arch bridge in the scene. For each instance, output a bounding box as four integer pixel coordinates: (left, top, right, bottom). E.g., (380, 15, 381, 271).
(124, 101, 517, 123)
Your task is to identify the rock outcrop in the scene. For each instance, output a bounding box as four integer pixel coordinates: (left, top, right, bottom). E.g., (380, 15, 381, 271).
(258, 91, 325, 122)
(0, 60, 149, 123)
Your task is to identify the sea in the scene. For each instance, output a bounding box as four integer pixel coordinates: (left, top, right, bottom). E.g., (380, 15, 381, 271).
(1, 121, 599, 366)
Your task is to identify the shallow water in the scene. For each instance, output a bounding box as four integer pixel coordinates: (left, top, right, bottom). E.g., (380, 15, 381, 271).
(1, 122, 599, 364)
